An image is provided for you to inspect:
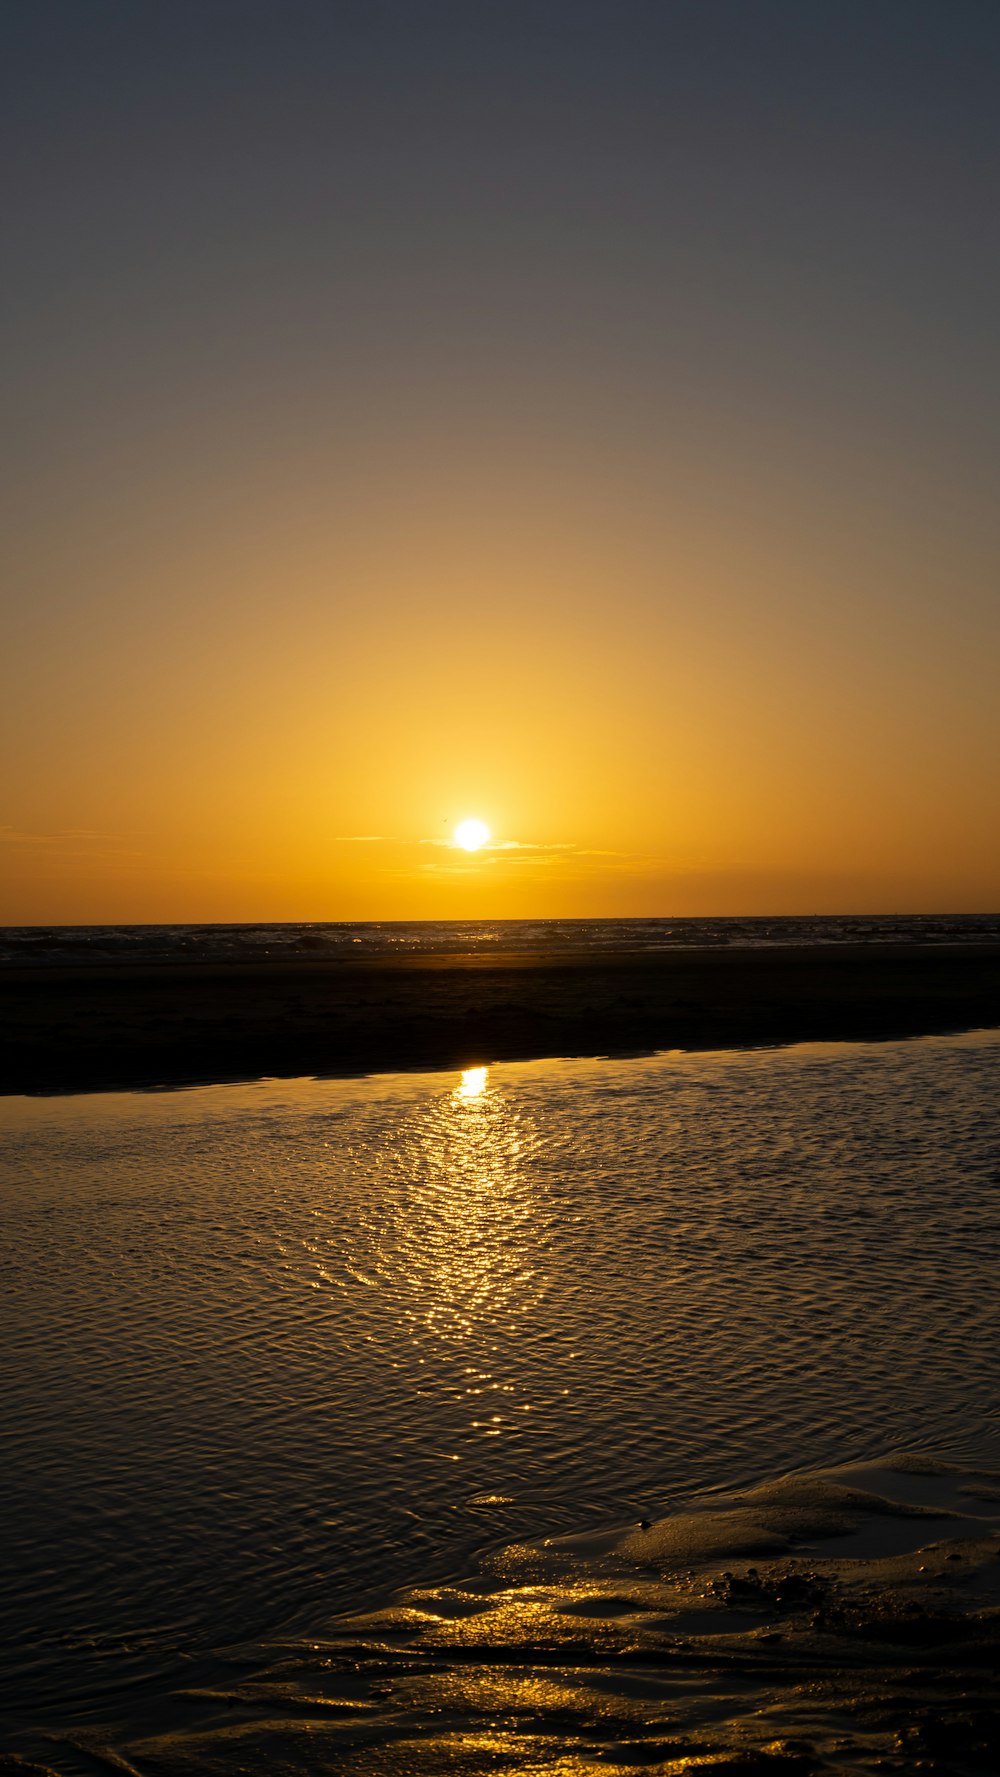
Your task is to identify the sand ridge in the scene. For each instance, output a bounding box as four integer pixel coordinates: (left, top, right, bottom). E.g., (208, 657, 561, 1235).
(4, 941, 1000, 1094)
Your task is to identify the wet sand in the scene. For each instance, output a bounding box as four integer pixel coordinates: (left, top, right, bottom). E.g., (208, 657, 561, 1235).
(3, 941, 1000, 1094)
(36, 1456, 999, 1776)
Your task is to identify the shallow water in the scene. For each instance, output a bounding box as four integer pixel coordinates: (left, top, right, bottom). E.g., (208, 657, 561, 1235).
(2, 1031, 1000, 1768)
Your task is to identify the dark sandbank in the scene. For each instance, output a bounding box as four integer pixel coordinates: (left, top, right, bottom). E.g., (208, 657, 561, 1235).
(3, 941, 1000, 1094)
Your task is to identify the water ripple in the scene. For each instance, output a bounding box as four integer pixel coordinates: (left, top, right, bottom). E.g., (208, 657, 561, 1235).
(1, 1032, 999, 1755)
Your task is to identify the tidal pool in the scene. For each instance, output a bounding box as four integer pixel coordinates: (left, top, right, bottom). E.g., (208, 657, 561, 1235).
(2, 1031, 999, 1769)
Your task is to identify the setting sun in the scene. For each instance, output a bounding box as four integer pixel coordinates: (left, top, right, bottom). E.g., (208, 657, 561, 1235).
(454, 819, 491, 852)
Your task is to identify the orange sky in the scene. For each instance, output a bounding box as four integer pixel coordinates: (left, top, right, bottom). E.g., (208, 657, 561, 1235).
(3, 3, 999, 922)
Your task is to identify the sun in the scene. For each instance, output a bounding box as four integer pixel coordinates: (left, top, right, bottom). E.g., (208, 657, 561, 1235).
(454, 818, 491, 852)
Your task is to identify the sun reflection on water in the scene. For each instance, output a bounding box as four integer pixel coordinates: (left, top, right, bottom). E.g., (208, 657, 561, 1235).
(456, 1065, 488, 1099)
(351, 1062, 547, 1442)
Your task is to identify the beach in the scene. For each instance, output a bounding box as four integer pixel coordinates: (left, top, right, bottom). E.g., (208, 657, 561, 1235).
(4, 940, 1000, 1094)
(2, 1033, 1000, 1772)
(7, 0, 1000, 1768)
(118, 1456, 1000, 1777)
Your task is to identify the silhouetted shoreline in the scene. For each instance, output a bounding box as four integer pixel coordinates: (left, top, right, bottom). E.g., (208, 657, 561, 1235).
(3, 941, 1000, 1096)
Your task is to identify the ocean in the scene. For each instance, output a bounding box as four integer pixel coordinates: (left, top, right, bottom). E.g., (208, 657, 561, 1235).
(2, 1028, 999, 1770)
(3, 911, 1000, 967)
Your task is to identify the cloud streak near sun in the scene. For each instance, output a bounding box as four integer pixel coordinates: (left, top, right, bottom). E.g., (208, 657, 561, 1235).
(329, 833, 642, 875)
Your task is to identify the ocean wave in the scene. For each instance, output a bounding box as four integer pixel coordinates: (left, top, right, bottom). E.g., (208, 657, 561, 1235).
(3, 913, 1000, 968)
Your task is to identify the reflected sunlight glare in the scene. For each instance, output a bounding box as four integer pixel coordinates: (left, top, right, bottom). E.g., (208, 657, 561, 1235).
(457, 1066, 488, 1099)
(348, 1069, 547, 1441)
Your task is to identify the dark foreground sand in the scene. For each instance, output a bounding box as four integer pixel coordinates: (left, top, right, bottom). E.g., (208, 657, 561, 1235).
(3, 942, 1000, 1094)
(22, 1457, 997, 1776)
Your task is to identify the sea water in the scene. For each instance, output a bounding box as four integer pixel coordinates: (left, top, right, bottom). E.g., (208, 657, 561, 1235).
(2, 1031, 999, 1767)
(3, 910, 1000, 967)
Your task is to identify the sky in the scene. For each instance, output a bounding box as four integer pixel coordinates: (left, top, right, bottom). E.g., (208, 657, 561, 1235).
(3, 0, 999, 922)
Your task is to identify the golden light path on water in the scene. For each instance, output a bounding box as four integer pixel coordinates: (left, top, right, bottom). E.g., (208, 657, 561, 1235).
(354, 1064, 547, 1441)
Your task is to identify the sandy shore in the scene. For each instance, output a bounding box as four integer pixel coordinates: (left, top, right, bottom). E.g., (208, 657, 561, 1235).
(3, 942, 1000, 1094)
(45, 1455, 998, 1775)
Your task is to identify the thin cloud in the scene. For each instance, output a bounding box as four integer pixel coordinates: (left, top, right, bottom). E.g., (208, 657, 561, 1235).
(1, 824, 123, 849)
(421, 837, 586, 857)
(331, 833, 650, 870)
(493, 839, 574, 853)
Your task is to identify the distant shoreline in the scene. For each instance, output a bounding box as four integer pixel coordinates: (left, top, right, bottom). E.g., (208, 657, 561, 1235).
(4, 940, 1000, 1097)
